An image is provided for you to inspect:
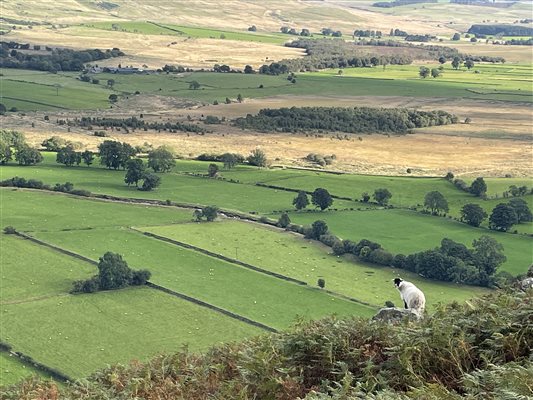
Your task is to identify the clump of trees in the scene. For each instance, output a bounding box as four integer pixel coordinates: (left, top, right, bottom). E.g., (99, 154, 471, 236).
(72, 252, 151, 293)
(489, 199, 532, 232)
(99, 140, 136, 170)
(72, 116, 206, 134)
(193, 206, 219, 222)
(0, 41, 124, 72)
(234, 107, 458, 134)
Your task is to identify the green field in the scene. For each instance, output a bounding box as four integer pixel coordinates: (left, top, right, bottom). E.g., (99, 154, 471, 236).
(286, 209, 532, 276)
(0, 352, 45, 387)
(0, 155, 353, 213)
(2, 287, 262, 378)
(1, 61, 531, 111)
(31, 227, 374, 328)
(142, 220, 490, 307)
(80, 21, 290, 44)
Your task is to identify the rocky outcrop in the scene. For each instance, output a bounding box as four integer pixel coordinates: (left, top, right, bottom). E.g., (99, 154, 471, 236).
(372, 307, 422, 323)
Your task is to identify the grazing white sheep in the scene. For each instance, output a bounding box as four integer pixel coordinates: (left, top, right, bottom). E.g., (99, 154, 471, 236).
(394, 278, 426, 314)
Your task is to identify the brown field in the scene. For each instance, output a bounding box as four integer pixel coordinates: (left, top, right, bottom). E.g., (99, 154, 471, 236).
(6, 94, 531, 177)
(5, 26, 305, 69)
(443, 42, 533, 63)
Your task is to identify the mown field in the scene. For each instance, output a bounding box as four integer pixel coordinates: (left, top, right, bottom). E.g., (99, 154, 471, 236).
(1, 61, 531, 111)
(142, 220, 490, 307)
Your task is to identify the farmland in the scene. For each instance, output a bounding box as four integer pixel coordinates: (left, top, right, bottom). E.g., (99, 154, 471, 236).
(1, 63, 532, 112)
(142, 220, 491, 307)
(1, 0, 532, 393)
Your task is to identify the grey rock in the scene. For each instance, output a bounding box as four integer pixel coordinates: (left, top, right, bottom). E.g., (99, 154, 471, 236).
(372, 307, 422, 323)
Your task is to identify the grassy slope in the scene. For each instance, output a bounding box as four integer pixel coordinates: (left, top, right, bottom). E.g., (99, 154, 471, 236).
(2, 287, 261, 378)
(0, 189, 192, 232)
(1, 62, 531, 110)
(0, 352, 46, 387)
(287, 209, 532, 276)
(32, 228, 375, 327)
(0, 235, 94, 302)
(142, 220, 490, 308)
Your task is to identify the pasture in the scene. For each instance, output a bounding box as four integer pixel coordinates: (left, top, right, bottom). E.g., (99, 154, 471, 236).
(286, 209, 532, 276)
(2, 287, 262, 378)
(142, 220, 490, 308)
(1, 61, 531, 112)
(0, 353, 45, 387)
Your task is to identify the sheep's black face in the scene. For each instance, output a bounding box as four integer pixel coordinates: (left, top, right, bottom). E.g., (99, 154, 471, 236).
(394, 278, 402, 287)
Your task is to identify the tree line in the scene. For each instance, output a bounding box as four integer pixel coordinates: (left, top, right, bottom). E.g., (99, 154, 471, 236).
(468, 24, 533, 36)
(0, 41, 124, 72)
(72, 116, 206, 134)
(234, 107, 458, 134)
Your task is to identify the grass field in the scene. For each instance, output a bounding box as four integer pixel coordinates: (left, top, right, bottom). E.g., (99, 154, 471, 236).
(1, 61, 531, 111)
(31, 227, 375, 328)
(142, 220, 490, 308)
(2, 287, 262, 378)
(82, 21, 290, 44)
(0, 189, 192, 232)
(285, 209, 532, 276)
(0, 352, 46, 387)
(0, 154, 354, 213)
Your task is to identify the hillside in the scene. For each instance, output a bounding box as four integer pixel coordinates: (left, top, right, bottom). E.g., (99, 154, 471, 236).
(2, 288, 532, 399)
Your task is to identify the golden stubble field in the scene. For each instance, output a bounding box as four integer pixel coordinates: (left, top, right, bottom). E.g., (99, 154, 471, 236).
(6, 95, 532, 177)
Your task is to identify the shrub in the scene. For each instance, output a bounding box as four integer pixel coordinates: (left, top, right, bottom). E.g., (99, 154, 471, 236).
(368, 248, 394, 266)
(277, 212, 291, 228)
(317, 278, 325, 289)
(3, 226, 17, 234)
(332, 241, 345, 255)
(131, 269, 152, 285)
(318, 233, 339, 247)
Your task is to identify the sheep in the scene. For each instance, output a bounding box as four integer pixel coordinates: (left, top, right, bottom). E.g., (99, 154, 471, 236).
(394, 278, 426, 314)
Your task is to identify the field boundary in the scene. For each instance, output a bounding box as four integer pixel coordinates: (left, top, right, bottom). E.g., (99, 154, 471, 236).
(138, 230, 374, 307)
(139, 230, 308, 285)
(9, 231, 278, 333)
(146, 283, 277, 333)
(0, 341, 73, 383)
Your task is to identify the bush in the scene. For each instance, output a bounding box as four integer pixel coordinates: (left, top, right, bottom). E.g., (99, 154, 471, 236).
(368, 248, 394, 266)
(131, 269, 152, 285)
(318, 233, 339, 247)
(3, 226, 17, 234)
(317, 278, 325, 289)
(332, 241, 345, 255)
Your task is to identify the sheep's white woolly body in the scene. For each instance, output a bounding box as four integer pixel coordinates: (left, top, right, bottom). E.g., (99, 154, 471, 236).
(396, 280, 426, 313)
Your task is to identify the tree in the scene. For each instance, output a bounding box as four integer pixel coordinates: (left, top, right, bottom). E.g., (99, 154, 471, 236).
(56, 145, 81, 167)
(108, 94, 118, 103)
(300, 28, 311, 36)
(189, 80, 200, 90)
(98, 141, 136, 170)
(277, 212, 291, 228)
(460, 203, 488, 227)
(373, 188, 392, 206)
(451, 56, 461, 70)
(311, 220, 328, 239)
(312, 188, 333, 211)
(361, 192, 370, 203)
(237, 93, 243, 103)
(247, 148, 267, 167)
(472, 236, 506, 286)
(222, 153, 238, 169)
(15, 145, 43, 166)
(508, 198, 532, 223)
(452, 33, 461, 41)
(424, 191, 449, 214)
(470, 177, 487, 197)
(440, 238, 472, 262)
(0, 103, 6, 115)
(293, 191, 309, 210)
(124, 158, 145, 187)
(139, 172, 161, 191)
(148, 146, 175, 172)
(489, 203, 518, 231)
(207, 163, 219, 177)
(464, 59, 474, 70)
(81, 150, 95, 167)
(97, 252, 133, 290)
(438, 56, 446, 64)
(317, 278, 325, 288)
(202, 206, 218, 221)
(0, 141, 12, 164)
(415, 250, 457, 281)
(431, 68, 441, 78)
(419, 66, 430, 78)
(248, 25, 257, 32)
(42, 136, 69, 151)
(445, 172, 454, 181)
(107, 79, 115, 88)
(244, 65, 254, 74)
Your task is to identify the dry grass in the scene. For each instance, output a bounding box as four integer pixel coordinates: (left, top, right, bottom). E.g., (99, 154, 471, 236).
(7, 94, 531, 177)
(6, 26, 304, 68)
